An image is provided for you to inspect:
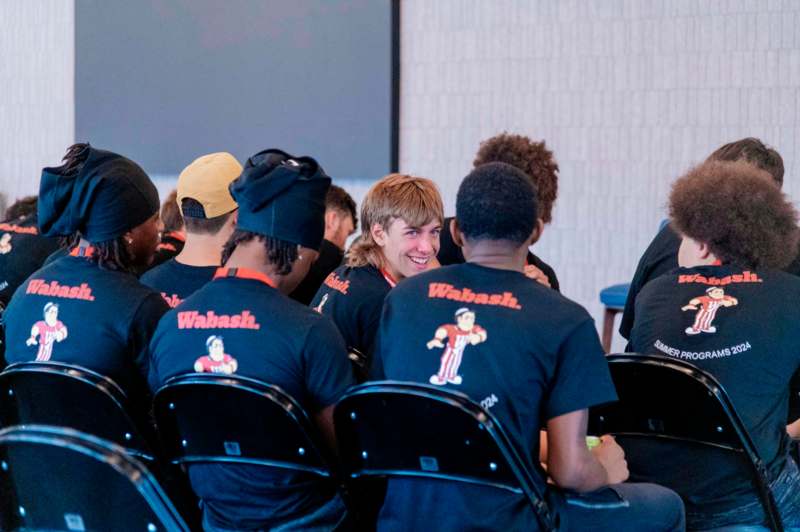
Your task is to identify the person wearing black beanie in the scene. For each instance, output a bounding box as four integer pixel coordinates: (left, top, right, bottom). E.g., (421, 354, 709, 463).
(148, 149, 354, 531)
(3, 144, 169, 415)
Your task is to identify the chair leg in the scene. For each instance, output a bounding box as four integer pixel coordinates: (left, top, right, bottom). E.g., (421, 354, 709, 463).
(602, 308, 616, 353)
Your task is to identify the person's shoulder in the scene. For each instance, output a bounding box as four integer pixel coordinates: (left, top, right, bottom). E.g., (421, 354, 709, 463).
(139, 259, 173, 285)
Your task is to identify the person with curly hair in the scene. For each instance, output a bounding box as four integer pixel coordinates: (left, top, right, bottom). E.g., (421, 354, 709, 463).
(2, 143, 168, 403)
(438, 132, 562, 290)
(628, 160, 800, 529)
(148, 149, 354, 531)
(620, 137, 793, 340)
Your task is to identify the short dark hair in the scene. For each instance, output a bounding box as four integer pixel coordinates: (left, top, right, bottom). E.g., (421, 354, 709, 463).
(707, 137, 784, 187)
(456, 162, 537, 245)
(670, 160, 799, 269)
(221, 229, 298, 275)
(160, 190, 183, 233)
(182, 198, 233, 235)
(326, 184, 357, 227)
(5, 196, 38, 221)
(473, 133, 558, 224)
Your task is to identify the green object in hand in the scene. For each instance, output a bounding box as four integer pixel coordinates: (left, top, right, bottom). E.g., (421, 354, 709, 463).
(586, 436, 601, 450)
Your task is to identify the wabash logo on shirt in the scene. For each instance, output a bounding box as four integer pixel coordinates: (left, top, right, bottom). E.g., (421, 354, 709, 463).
(194, 335, 238, 374)
(26, 279, 95, 301)
(0, 222, 38, 235)
(678, 271, 762, 286)
(0, 233, 12, 254)
(26, 302, 68, 361)
(177, 310, 260, 330)
(323, 272, 350, 295)
(161, 293, 183, 308)
(428, 282, 522, 310)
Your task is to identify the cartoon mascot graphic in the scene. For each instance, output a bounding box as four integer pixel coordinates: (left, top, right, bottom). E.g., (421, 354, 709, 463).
(194, 335, 238, 374)
(681, 286, 738, 335)
(0, 233, 12, 254)
(427, 307, 487, 385)
(26, 302, 68, 361)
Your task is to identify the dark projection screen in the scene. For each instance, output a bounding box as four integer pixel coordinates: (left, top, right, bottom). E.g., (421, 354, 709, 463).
(76, 0, 394, 180)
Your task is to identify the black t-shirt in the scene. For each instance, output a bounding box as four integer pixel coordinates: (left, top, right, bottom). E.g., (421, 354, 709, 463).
(373, 263, 617, 531)
(150, 231, 185, 269)
(0, 214, 61, 309)
(438, 216, 560, 292)
(289, 239, 344, 305)
(309, 264, 392, 362)
(148, 267, 354, 530)
(3, 255, 168, 402)
(629, 264, 800, 512)
(140, 258, 217, 308)
(619, 224, 681, 340)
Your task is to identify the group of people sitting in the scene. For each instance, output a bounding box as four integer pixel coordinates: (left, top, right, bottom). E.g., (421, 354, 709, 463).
(0, 133, 798, 531)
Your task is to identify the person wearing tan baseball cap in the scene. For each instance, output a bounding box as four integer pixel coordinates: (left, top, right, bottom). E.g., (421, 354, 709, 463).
(141, 152, 241, 307)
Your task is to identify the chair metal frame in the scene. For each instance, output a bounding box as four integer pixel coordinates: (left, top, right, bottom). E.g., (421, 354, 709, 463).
(153, 373, 332, 477)
(591, 354, 784, 532)
(0, 361, 153, 460)
(0, 424, 188, 531)
(334, 381, 556, 531)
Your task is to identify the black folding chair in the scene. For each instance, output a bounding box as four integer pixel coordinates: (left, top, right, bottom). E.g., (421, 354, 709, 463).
(152, 373, 333, 476)
(589, 354, 784, 532)
(0, 425, 188, 531)
(0, 361, 154, 461)
(333, 381, 556, 531)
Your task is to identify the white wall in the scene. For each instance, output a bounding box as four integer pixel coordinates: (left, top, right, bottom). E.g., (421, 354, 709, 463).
(0, 1, 75, 206)
(398, 0, 800, 350)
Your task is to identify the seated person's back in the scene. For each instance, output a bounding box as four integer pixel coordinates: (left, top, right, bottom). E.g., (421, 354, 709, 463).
(374, 162, 684, 532)
(3, 144, 168, 402)
(141, 152, 241, 307)
(629, 160, 800, 529)
(148, 149, 355, 531)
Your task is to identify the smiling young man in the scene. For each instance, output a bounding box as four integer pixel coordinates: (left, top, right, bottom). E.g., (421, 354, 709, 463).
(309, 173, 443, 378)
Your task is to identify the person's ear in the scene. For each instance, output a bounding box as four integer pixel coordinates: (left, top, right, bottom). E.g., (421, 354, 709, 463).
(528, 218, 545, 246)
(324, 210, 340, 232)
(450, 218, 465, 248)
(371, 223, 387, 246)
(698, 241, 713, 260)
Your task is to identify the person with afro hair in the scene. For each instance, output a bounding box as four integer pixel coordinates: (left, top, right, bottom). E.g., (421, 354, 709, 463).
(437, 132, 562, 291)
(629, 160, 800, 529)
(620, 137, 795, 340)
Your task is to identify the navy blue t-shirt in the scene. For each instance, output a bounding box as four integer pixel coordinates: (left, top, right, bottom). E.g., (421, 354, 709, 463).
(3, 255, 168, 402)
(629, 264, 800, 514)
(148, 267, 355, 530)
(0, 214, 61, 308)
(140, 258, 217, 308)
(309, 264, 392, 363)
(373, 263, 617, 532)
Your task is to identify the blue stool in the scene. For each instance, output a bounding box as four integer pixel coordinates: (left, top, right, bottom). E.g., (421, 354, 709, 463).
(599, 283, 629, 353)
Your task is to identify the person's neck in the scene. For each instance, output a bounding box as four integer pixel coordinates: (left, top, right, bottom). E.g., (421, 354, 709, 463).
(224, 242, 286, 291)
(462, 240, 528, 273)
(175, 233, 224, 267)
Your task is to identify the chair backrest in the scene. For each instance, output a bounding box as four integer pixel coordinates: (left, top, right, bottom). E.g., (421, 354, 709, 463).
(0, 361, 153, 460)
(152, 373, 331, 476)
(589, 354, 783, 532)
(334, 381, 555, 531)
(0, 425, 188, 532)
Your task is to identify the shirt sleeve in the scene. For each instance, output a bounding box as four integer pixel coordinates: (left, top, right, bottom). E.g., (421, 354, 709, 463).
(130, 293, 170, 385)
(543, 318, 618, 421)
(302, 316, 356, 410)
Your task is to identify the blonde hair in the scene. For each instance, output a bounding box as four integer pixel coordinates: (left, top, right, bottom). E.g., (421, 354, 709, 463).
(346, 173, 444, 268)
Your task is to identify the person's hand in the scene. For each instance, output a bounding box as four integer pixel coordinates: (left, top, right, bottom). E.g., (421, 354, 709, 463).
(427, 339, 444, 349)
(524, 264, 551, 288)
(591, 435, 629, 485)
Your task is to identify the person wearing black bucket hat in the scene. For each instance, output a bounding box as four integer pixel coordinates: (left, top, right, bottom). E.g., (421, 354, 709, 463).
(148, 149, 354, 531)
(2, 143, 169, 408)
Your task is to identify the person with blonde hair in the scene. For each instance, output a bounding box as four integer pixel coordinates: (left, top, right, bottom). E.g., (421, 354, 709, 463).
(310, 173, 443, 378)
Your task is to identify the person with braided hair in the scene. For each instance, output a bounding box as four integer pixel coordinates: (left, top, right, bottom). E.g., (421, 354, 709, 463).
(3, 143, 168, 406)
